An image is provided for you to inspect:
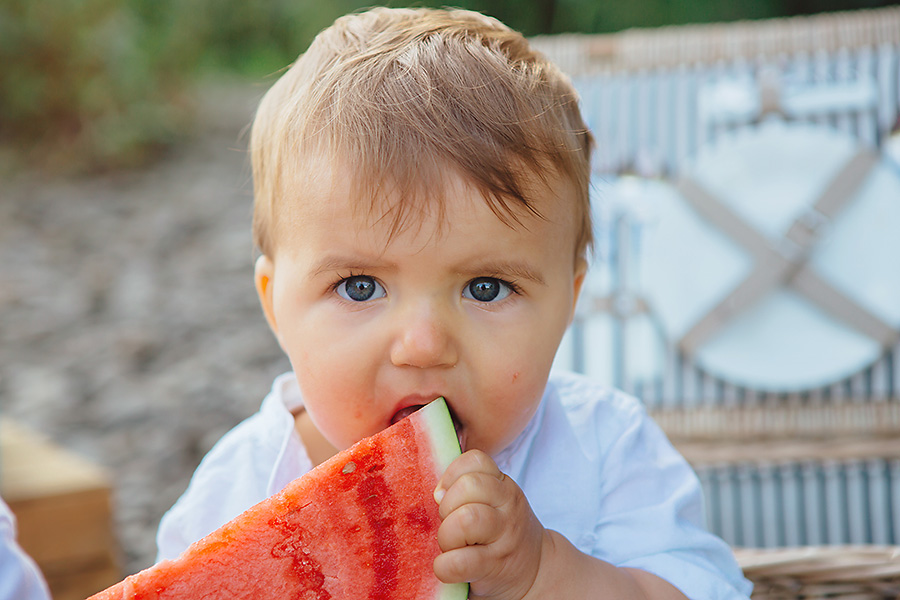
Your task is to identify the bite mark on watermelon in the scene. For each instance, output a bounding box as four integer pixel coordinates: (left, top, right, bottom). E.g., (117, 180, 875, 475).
(269, 511, 331, 598)
(88, 398, 468, 600)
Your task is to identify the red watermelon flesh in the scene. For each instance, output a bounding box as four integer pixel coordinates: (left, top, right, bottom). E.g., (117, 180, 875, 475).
(89, 398, 468, 600)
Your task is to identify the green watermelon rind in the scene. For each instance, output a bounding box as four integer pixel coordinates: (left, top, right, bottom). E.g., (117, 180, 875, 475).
(421, 398, 470, 600)
(422, 397, 463, 473)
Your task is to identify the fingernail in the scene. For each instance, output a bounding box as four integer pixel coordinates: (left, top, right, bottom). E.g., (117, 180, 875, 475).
(433, 486, 445, 503)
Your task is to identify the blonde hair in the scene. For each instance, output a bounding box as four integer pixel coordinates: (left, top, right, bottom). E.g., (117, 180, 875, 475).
(250, 7, 593, 260)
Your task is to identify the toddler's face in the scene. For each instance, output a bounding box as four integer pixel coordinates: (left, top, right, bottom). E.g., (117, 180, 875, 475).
(256, 162, 585, 457)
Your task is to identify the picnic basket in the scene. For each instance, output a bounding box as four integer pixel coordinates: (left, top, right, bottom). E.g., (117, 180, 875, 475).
(538, 6, 900, 597)
(735, 545, 900, 599)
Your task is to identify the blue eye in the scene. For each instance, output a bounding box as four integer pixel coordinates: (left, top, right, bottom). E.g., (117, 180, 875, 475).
(337, 276, 385, 302)
(463, 277, 512, 302)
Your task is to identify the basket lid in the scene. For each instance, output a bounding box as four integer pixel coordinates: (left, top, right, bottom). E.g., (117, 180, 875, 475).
(640, 120, 900, 391)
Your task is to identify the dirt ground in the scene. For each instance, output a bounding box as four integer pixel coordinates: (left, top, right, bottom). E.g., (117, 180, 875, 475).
(0, 80, 292, 575)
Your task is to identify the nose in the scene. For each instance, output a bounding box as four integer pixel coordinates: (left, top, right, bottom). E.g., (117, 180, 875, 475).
(389, 302, 458, 369)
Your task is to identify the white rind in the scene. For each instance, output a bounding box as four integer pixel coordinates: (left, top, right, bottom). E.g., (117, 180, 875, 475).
(439, 582, 470, 600)
(418, 398, 469, 600)
(420, 397, 462, 473)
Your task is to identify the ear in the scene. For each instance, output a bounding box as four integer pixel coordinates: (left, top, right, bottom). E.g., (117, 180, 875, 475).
(569, 257, 588, 325)
(254, 254, 279, 336)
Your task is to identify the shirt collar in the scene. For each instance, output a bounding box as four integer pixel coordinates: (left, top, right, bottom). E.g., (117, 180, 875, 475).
(263, 372, 313, 495)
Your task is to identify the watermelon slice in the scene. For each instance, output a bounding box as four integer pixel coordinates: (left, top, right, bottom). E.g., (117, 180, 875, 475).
(89, 398, 468, 599)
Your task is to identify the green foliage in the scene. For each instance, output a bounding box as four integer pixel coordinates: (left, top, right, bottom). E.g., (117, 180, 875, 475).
(0, 0, 202, 172)
(184, 0, 900, 75)
(1, 0, 896, 173)
(194, 0, 354, 75)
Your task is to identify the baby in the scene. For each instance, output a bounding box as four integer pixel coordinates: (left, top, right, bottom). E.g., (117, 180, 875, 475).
(1, 498, 51, 600)
(157, 7, 752, 599)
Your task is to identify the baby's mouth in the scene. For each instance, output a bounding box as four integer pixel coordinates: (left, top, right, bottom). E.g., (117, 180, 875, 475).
(390, 400, 466, 452)
(390, 405, 424, 425)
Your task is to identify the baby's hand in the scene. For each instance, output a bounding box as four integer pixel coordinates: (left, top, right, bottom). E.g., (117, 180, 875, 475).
(432, 450, 548, 600)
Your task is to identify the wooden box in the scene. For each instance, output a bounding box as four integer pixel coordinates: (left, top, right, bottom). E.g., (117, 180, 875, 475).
(1, 419, 120, 600)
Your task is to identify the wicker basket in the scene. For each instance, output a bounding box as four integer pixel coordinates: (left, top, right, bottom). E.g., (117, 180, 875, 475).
(525, 8, 900, 595)
(530, 5, 900, 75)
(648, 402, 900, 549)
(650, 402, 900, 465)
(735, 546, 900, 599)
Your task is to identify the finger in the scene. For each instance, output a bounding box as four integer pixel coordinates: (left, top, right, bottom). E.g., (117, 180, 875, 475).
(435, 449, 504, 503)
(437, 470, 509, 520)
(436, 501, 505, 551)
(433, 544, 496, 585)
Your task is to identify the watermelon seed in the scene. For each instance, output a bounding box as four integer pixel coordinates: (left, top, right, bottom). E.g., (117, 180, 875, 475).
(342, 461, 357, 474)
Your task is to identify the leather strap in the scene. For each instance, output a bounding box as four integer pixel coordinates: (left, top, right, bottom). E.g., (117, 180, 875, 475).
(674, 148, 891, 354)
(791, 268, 899, 347)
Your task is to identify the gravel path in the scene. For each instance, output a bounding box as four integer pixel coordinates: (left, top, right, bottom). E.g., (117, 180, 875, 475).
(1, 80, 291, 575)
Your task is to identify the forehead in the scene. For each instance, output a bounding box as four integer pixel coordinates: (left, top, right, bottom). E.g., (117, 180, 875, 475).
(275, 156, 578, 252)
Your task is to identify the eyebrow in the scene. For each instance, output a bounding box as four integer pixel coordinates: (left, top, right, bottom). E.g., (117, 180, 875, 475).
(464, 260, 546, 286)
(311, 255, 545, 286)
(311, 255, 392, 277)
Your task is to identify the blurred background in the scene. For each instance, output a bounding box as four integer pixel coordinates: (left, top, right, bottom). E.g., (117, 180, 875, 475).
(1, 0, 897, 173)
(2, 1, 900, 598)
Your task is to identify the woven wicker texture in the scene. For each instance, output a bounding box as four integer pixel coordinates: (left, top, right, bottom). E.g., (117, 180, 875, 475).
(650, 403, 900, 464)
(530, 6, 900, 75)
(735, 546, 900, 599)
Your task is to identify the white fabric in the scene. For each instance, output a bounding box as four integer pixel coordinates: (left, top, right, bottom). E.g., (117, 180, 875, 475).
(0, 498, 51, 600)
(157, 371, 752, 599)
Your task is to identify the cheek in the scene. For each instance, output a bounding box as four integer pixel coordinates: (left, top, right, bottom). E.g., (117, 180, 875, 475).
(280, 325, 369, 448)
(474, 366, 546, 455)
(277, 307, 360, 387)
(292, 367, 367, 451)
(498, 310, 568, 378)
(489, 341, 554, 408)
(484, 309, 567, 416)
(503, 362, 549, 406)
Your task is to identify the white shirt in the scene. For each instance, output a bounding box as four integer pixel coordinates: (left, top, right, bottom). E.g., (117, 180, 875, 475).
(0, 498, 51, 600)
(157, 371, 752, 599)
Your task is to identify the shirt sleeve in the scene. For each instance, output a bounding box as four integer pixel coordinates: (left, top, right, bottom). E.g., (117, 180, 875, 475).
(592, 399, 753, 600)
(0, 498, 51, 600)
(155, 413, 285, 562)
(156, 374, 315, 564)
